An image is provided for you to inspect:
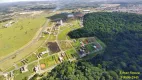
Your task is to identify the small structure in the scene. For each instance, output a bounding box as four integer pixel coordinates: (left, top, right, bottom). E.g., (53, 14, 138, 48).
(41, 50, 49, 55)
(4, 21, 15, 28)
(34, 66, 40, 73)
(56, 19, 63, 25)
(93, 45, 97, 49)
(43, 31, 49, 34)
(80, 41, 85, 47)
(60, 19, 63, 25)
(59, 56, 63, 62)
(83, 10, 90, 13)
(20, 65, 28, 73)
(3, 73, 8, 78)
(10, 71, 14, 77)
(74, 12, 84, 18)
(61, 52, 65, 57)
(37, 50, 49, 58)
(67, 14, 74, 18)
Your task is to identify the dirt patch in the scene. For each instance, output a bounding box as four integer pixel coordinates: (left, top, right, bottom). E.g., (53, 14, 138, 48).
(47, 42, 60, 53)
(40, 64, 46, 70)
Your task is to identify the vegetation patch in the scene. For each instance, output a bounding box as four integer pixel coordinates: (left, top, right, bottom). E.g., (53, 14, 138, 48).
(59, 41, 72, 51)
(39, 56, 56, 68)
(68, 12, 142, 78)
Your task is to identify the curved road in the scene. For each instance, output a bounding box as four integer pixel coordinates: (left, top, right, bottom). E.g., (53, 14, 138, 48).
(0, 19, 49, 63)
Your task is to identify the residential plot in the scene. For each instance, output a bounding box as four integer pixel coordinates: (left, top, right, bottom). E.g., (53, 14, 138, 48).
(58, 41, 72, 51)
(39, 56, 56, 69)
(0, 11, 103, 80)
(47, 42, 61, 54)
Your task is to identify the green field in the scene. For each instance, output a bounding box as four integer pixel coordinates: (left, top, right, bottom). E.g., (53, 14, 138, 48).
(58, 20, 80, 40)
(0, 17, 46, 59)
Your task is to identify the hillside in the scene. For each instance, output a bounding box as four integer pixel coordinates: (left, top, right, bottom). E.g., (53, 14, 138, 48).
(68, 12, 142, 79)
(31, 12, 142, 80)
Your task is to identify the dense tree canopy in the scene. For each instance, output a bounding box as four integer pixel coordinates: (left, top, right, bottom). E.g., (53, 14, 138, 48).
(38, 12, 142, 80)
(41, 61, 119, 80)
(68, 12, 142, 78)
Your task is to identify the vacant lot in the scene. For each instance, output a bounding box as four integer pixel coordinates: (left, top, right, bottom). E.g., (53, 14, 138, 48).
(47, 42, 60, 53)
(0, 16, 46, 59)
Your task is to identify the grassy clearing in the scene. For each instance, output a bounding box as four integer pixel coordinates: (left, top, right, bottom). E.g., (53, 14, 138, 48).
(53, 54, 60, 64)
(40, 33, 49, 40)
(37, 47, 47, 53)
(58, 27, 72, 40)
(59, 41, 72, 51)
(85, 44, 95, 52)
(14, 71, 32, 80)
(58, 20, 81, 40)
(15, 54, 37, 68)
(13, 62, 38, 80)
(39, 55, 56, 68)
(26, 54, 38, 63)
(71, 39, 81, 48)
(48, 35, 56, 41)
(65, 48, 77, 59)
(0, 75, 5, 80)
(28, 61, 38, 73)
(4, 66, 15, 72)
(0, 30, 45, 71)
(0, 16, 46, 58)
(16, 61, 24, 68)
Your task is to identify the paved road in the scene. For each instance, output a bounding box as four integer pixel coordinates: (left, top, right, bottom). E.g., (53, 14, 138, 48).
(0, 19, 49, 63)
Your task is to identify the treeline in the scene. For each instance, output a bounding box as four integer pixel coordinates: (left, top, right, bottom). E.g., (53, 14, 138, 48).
(68, 12, 142, 78)
(40, 61, 120, 80)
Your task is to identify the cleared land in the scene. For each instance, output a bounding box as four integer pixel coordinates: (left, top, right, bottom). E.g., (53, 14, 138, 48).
(0, 16, 46, 59)
(0, 11, 103, 80)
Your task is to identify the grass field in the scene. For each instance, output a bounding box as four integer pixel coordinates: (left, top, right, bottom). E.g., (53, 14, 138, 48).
(0, 16, 46, 59)
(39, 55, 56, 68)
(0, 76, 5, 80)
(59, 41, 72, 50)
(28, 61, 38, 73)
(14, 70, 32, 80)
(65, 48, 78, 59)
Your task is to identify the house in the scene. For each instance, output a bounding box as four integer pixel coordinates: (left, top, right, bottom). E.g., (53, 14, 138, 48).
(59, 56, 63, 62)
(93, 45, 97, 49)
(67, 14, 74, 18)
(10, 71, 14, 77)
(80, 41, 85, 47)
(3, 73, 8, 78)
(34, 66, 40, 73)
(38, 50, 49, 58)
(74, 12, 84, 18)
(56, 19, 63, 26)
(83, 10, 90, 13)
(43, 31, 49, 34)
(61, 52, 65, 57)
(41, 50, 49, 55)
(20, 65, 28, 73)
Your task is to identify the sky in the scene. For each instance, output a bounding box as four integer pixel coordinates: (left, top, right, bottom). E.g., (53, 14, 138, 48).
(0, 0, 141, 3)
(0, 0, 48, 3)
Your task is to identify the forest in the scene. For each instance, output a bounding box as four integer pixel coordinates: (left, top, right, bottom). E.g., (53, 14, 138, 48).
(37, 12, 142, 80)
(41, 61, 120, 80)
(68, 12, 142, 78)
